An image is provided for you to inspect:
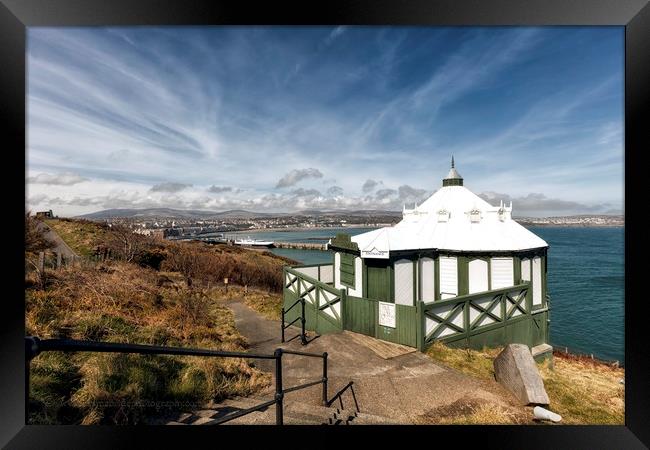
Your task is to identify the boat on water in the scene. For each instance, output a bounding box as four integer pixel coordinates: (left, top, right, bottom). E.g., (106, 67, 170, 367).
(234, 237, 275, 248)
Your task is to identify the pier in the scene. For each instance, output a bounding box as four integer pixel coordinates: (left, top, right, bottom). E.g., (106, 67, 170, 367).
(273, 241, 328, 250)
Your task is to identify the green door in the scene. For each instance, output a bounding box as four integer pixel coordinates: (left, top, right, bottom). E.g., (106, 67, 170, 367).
(366, 260, 390, 301)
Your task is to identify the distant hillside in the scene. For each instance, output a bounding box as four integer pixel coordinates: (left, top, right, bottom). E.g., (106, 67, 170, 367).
(293, 209, 402, 217)
(76, 207, 402, 220)
(77, 208, 284, 220)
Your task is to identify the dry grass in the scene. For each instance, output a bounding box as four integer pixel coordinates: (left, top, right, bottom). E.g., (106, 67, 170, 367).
(538, 353, 624, 424)
(26, 262, 271, 425)
(209, 285, 283, 321)
(44, 218, 110, 257)
(415, 396, 526, 425)
(425, 342, 624, 425)
(25, 218, 299, 424)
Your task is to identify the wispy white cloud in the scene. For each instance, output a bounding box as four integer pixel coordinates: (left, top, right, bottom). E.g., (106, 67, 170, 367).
(26, 27, 623, 216)
(28, 172, 88, 185)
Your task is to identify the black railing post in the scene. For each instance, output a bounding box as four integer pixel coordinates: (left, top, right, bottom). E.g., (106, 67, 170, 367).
(274, 348, 284, 425)
(25, 358, 30, 425)
(24, 336, 41, 425)
(300, 299, 307, 345)
(281, 308, 285, 343)
(322, 352, 328, 406)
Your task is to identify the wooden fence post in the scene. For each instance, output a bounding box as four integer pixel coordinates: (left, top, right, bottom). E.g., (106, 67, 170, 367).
(38, 252, 45, 273)
(56, 252, 62, 270)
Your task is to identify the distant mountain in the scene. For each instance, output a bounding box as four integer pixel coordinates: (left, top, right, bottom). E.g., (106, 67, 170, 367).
(293, 209, 402, 217)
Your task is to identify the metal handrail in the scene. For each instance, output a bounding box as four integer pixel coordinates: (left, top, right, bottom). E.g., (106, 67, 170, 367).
(326, 381, 359, 413)
(282, 349, 327, 358)
(25, 337, 330, 426)
(281, 297, 307, 345)
(284, 297, 302, 314)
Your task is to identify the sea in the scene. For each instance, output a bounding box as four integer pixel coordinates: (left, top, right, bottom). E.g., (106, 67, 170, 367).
(229, 226, 624, 363)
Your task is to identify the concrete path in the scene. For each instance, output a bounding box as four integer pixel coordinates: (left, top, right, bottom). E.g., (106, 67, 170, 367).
(225, 299, 525, 424)
(36, 221, 78, 259)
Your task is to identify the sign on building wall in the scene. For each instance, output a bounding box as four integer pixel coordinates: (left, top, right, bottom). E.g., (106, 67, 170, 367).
(378, 301, 396, 328)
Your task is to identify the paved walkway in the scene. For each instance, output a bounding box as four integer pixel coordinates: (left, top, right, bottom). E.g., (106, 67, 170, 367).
(226, 299, 525, 423)
(36, 221, 78, 259)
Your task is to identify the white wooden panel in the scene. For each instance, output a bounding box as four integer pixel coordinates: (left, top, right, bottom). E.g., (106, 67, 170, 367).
(451, 307, 464, 328)
(436, 326, 456, 338)
(420, 258, 435, 302)
(469, 305, 481, 323)
(521, 258, 531, 282)
(334, 253, 341, 289)
(320, 265, 333, 283)
(296, 266, 319, 279)
(425, 316, 437, 335)
(491, 257, 514, 289)
(320, 289, 337, 305)
(322, 304, 336, 319)
(532, 257, 542, 305)
(473, 296, 492, 309)
(348, 257, 363, 297)
(394, 259, 414, 306)
(439, 256, 458, 298)
(332, 301, 341, 318)
(286, 274, 297, 293)
(468, 259, 489, 294)
(477, 314, 496, 327)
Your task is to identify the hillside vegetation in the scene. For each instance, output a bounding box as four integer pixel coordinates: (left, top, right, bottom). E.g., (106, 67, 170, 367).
(424, 343, 624, 425)
(25, 218, 295, 424)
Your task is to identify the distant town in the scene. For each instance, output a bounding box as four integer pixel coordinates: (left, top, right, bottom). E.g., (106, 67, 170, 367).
(33, 208, 624, 241)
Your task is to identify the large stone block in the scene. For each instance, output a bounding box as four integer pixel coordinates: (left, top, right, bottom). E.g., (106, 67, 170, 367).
(494, 343, 550, 405)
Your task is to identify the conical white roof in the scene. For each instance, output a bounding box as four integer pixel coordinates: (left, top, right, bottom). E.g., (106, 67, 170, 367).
(351, 171, 548, 258)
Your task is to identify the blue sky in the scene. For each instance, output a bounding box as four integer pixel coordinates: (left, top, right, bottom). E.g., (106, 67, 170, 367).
(26, 26, 624, 217)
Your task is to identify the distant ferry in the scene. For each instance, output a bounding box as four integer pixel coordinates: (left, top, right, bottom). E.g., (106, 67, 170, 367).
(234, 237, 275, 248)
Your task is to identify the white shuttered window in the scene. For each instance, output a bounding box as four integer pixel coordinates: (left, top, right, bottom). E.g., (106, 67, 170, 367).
(468, 259, 489, 294)
(439, 256, 458, 299)
(532, 257, 542, 305)
(394, 259, 414, 306)
(491, 257, 514, 289)
(521, 258, 531, 282)
(419, 258, 435, 302)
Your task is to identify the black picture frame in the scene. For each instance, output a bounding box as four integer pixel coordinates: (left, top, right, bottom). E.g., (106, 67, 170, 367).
(2, 0, 648, 448)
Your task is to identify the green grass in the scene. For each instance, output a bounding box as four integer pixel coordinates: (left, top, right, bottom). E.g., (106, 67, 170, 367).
(424, 342, 624, 425)
(44, 218, 108, 257)
(209, 285, 283, 321)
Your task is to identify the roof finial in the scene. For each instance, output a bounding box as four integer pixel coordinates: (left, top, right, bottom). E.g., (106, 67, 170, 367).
(443, 156, 463, 186)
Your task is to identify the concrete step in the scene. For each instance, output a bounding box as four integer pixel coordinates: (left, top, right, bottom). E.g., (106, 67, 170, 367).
(350, 412, 402, 425)
(168, 393, 396, 425)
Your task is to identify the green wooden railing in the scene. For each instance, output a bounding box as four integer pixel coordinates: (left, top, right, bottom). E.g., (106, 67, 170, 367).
(283, 266, 345, 334)
(418, 282, 542, 350)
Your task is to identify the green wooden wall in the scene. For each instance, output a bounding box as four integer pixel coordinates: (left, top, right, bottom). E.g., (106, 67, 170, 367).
(287, 245, 549, 352)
